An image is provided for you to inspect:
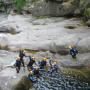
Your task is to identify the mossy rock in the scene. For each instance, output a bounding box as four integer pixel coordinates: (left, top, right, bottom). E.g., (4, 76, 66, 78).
(13, 76, 33, 90)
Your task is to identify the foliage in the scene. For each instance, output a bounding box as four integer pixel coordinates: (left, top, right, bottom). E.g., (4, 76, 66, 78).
(14, 0, 26, 13)
(84, 8, 90, 19)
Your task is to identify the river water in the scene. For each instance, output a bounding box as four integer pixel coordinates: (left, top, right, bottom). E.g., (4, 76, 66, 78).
(32, 69, 90, 90)
(0, 14, 90, 90)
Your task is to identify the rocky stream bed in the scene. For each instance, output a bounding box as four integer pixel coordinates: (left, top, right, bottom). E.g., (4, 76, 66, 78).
(0, 14, 90, 90)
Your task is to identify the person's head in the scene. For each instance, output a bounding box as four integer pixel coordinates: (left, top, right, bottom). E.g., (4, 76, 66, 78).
(16, 56, 20, 60)
(69, 45, 72, 49)
(32, 57, 35, 60)
(43, 58, 48, 61)
(53, 61, 57, 65)
(28, 68, 32, 71)
(20, 49, 24, 52)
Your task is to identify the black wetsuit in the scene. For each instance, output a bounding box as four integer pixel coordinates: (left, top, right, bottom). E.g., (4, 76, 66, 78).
(19, 50, 25, 67)
(33, 68, 40, 78)
(27, 57, 35, 70)
(15, 60, 21, 73)
(40, 60, 46, 69)
(70, 48, 78, 58)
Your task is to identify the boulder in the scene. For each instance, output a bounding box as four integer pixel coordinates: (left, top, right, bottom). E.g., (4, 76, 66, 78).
(31, 0, 80, 16)
(0, 26, 19, 34)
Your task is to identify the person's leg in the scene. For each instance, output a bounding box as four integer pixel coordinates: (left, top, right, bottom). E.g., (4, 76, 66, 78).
(21, 60, 25, 67)
(16, 67, 20, 73)
(72, 55, 76, 59)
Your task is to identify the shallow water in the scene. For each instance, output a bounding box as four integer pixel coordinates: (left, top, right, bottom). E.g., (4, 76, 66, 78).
(33, 70, 90, 90)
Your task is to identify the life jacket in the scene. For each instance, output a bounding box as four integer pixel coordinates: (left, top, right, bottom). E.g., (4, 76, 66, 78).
(16, 60, 21, 67)
(70, 48, 78, 56)
(40, 60, 46, 66)
(33, 69, 39, 75)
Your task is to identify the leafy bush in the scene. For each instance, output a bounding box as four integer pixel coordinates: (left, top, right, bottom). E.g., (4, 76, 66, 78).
(14, 0, 26, 13)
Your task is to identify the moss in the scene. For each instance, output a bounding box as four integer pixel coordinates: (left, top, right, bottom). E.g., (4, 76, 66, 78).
(13, 76, 33, 90)
(24, 49, 39, 54)
(84, 8, 90, 18)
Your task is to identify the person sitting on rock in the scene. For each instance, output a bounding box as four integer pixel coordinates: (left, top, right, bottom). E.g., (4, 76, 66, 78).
(39, 58, 47, 69)
(33, 66, 40, 78)
(28, 68, 37, 82)
(27, 56, 36, 70)
(15, 56, 21, 73)
(69, 45, 78, 59)
(19, 49, 26, 67)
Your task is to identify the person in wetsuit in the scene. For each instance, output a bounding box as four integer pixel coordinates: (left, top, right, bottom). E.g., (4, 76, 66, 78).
(19, 49, 25, 67)
(15, 57, 21, 73)
(27, 56, 36, 70)
(69, 46, 78, 59)
(39, 58, 47, 69)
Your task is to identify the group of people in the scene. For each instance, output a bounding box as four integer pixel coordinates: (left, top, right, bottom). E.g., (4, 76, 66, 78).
(15, 45, 78, 82)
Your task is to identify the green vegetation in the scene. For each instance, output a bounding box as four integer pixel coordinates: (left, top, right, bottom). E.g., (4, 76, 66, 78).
(14, 0, 26, 13)
(84, 8, 90, 19)
(24, 49, 39, 54)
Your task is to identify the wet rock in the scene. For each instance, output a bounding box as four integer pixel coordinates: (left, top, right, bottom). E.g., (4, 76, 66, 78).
(0, 87, 2, 90)
(0, 26, 19, 34)
(0, 34, 9, 46)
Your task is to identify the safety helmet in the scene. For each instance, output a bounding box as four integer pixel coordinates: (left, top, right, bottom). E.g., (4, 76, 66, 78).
(16, 56, 20, 60)
(32, 57, 35, 59)
(53, 61, 57, 65)
(29, 70, 33, 74)
(43, 58, 48, 61)
(69, 45, 72, 49)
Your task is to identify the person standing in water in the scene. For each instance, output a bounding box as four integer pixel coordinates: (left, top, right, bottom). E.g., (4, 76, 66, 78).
(19, 49, 26, 67)
(15, 57, 21, 73)
(69, 45, 78, 59)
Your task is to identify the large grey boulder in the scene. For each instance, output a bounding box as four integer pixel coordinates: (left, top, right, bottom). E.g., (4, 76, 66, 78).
(31, 0, 80, 16)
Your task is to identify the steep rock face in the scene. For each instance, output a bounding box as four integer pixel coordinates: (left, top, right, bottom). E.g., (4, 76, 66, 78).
(31, 0, 80, 16)
(25, 0, 90, 19)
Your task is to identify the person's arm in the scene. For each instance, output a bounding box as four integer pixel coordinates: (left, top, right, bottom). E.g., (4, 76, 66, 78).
(29, 56, 32, 61)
